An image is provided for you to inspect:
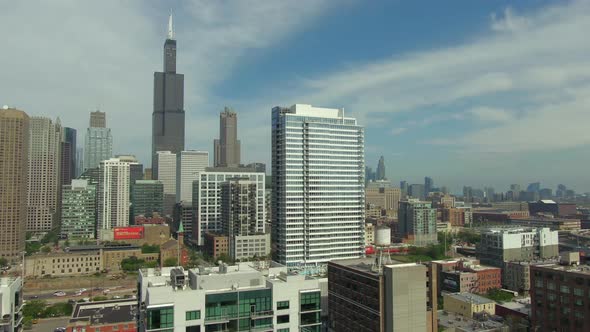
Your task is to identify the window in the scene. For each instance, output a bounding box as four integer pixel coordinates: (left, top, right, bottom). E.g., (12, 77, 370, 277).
(300, 291, 321, 312)
(277, 329, 290, 332)
(574, 288, 584, 296)
(277, 314, 289, 324)
(186, 310, 201, 320)
(147, 307, 174, 329)
(560, 285, 570, 294)
(277, 301, 289, 310)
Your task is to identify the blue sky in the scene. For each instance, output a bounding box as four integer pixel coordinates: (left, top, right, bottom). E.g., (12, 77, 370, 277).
(1, 0, 589, 194)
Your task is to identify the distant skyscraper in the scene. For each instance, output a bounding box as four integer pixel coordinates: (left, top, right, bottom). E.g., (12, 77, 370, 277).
(214, 107, 241, 167)
(245, 162, 266, 174)
(76, 147, 84, 176)
(176, 150, 208, 202)
(0, 107, 29, 261)
(399, 199, 437, 246)
(61, 179, 96, 239)
(84, 111, 112, 170)
(89, 110, 106, 128)
(272, 104, 365, 266)
(61, 127, 77, 185)
(152, 14, 185, 178)
(116, 155, 143, 185)
(409, 183, 425, 200)
(156, 151, 177, 216)
(527, 182, 541, 193)
(400, 180, 408, 197)
(510, 184, 521, 192)
(28, 116, 62, 233)
(424, 176, 433, 194)
(97, 158, 134, 238)
(376, 155, 386, 180)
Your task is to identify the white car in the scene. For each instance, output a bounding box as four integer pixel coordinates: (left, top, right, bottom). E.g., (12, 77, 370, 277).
(53, 291, 66, 297)
(78, 288, 87, 293)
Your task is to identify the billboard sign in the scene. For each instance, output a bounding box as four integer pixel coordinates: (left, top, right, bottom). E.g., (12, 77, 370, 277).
(114, 226, 144, 240)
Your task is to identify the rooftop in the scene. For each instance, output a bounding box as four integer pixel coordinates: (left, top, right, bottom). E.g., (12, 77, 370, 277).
(446, 292, 494, 305)
(438, 311, 506, 332)
(497, 298, 531, 316)
(328, 257, 419, 276)
(533, 263, 590, 276)
(69, 300, 137, 326)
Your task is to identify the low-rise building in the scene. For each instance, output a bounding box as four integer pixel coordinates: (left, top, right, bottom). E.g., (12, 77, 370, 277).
(476, 227, 559, 267)
(233, 234, 271, 261)
(0, 277, 23, 332)
(509, 216, 581, 231)
(473, 209, 530, 224)
(66, 299, 137, 332)
(365, 222, 375, 245)
(434, 258, 501, 294)
(502, 260, 558, 293)
(328, 257, 437, 332)
(443, 292, 495, 318)
(137, 263, 326, 332)
(203, 233, 229, 259)
(442, 207, 473, 226)
(438, 310, 509, 332)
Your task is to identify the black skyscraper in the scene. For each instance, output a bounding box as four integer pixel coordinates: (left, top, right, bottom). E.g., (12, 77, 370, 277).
(151, 14, 185, 178)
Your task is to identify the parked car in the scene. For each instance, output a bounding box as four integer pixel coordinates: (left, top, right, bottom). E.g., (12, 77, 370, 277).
(53, 291, 66, 297)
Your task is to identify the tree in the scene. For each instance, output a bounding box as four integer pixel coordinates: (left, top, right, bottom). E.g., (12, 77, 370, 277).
(141, 243, 160, 254)
(41, 246, 52, 253)
(64, 240, 70, 247)
(23, 300, 47, 318)
(163, 257, 177, 267)
(0, 258, 8, 267)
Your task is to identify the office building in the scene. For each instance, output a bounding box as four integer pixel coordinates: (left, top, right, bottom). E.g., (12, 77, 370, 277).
(27, 116, 62, 233)
(173, 202, 193, 241)
(398, 199, 437, 246)
(365, 187, 401, 217)
(529, 199, 577, 217)
(61, 179, 96, 239)
(66, 299, 137, 332)
(476, 227, 559, 267)
(443, 293, 495, 318)
(75, 147, 84, 177)
(530, 263, 590, 331)
(0, 277, 23, 332)
(376, 155, 386, 180)
(424, 176, 433, 194)
(116, 155, 144, 186)
(328, 258, 437, 332)
(272, 104, 365, 266)
(152, 14, 185, 177)
(0, 107, 29, 261)
(61, 127, 77, 185)
(97, 158, 135, 239)
(84, 123, 112, 171)
(409, 183, 426, 200)
(221, 178, 270, 260)
(193, 168, 265, 245)
(176, 150, 208, 202)
(156, 151, 177, 216)
(138, 263, 326, 332)
(203, 233, 229, 259)
(131, 180, 164, 219)
(365, 166, 376, 186)
(89, 110, 106, 128)
(214, 107, 241, 167)
(503, 260, 557, 293)
(441, 207, 473, 226)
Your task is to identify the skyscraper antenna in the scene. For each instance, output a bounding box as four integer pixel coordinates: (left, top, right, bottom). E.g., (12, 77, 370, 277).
(168, 10, 175, 40)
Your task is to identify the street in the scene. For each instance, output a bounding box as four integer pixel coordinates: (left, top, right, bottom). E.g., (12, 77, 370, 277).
(28, 317, 69, 332)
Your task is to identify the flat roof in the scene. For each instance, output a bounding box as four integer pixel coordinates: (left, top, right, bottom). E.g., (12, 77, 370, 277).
(70, 300, 137, 326)
(438, 311, 506, 332)
(328, 257, 415, 276)
(533, 264, 590, 276)
(445, 292, 494, 305)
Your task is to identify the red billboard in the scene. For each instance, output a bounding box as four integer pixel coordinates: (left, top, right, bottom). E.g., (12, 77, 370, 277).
(114, 226, 144, 240)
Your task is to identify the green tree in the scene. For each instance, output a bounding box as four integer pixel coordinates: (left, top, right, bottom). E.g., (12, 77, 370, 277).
(484, 288, 515, 303)
(141, 243, 160, 254)
(0, 257, 8, 267)
(163, 257, 177, 267)
(25, 242, 42, 256)
(64, 240, 70, 247)
(41, 246, 52, 253)
(23, 300, 47, 318)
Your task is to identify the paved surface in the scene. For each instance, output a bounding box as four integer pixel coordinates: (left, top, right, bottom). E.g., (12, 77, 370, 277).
(29, 317, 69, 332)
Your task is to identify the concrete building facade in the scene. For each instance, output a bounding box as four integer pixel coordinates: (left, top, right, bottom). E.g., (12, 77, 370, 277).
(138, 263, 326, 332)
(365, 187, 401, 217)
(176, 150, 208, 203)
(398, 199, 437, 246)
(443, 292, 495, 318)
(0, 277, 23, 332)
(272, 104, 365, 266)
(61, 179, 97, 239)
(477, 227, 559, 267)
(0, 108, 29, 261)
(156, 151, 177, 216)
(192, 168, 265, 245)
(27, 116, 62, 233)
(97, 158, 134, 238)
(328, 258, 437, 332)
(131, 180, 164, 219)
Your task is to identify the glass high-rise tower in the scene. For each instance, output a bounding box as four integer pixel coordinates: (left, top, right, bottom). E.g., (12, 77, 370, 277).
(152, 14, 185, 178)
(272, 104, 365, 266)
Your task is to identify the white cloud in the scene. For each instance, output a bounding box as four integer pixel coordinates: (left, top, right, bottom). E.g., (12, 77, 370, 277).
(467, 106, 514, 123)
(283, 1, 590, 153)
(0, 1, 334, 165)
(390, 127, 407, 136)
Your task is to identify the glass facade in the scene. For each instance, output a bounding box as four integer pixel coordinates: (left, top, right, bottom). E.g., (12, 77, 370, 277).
(300, 291, 321, 331)
(61, 181, 96, 238)
(147, 306, 174, 330)
(204, 289, 273, 331)
(272, 105, 365, 266)
(84, 127, 112, 170)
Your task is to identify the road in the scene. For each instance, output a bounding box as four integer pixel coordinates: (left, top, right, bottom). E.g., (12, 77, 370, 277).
(29, 317, 69, 332)
(25, 285, 136, 303)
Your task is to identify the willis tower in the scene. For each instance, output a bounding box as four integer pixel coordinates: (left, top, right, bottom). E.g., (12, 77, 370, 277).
(152, 14, 185, 178)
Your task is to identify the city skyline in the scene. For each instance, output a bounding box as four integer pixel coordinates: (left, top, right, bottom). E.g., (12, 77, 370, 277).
(2, 1, 590, 192)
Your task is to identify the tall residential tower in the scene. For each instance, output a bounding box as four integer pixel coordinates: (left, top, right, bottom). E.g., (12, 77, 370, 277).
(152, 14, 185, 177)
(84, 111, 112, 170)
(272, 104, 365, 266)
(0, 107, 29, 261)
